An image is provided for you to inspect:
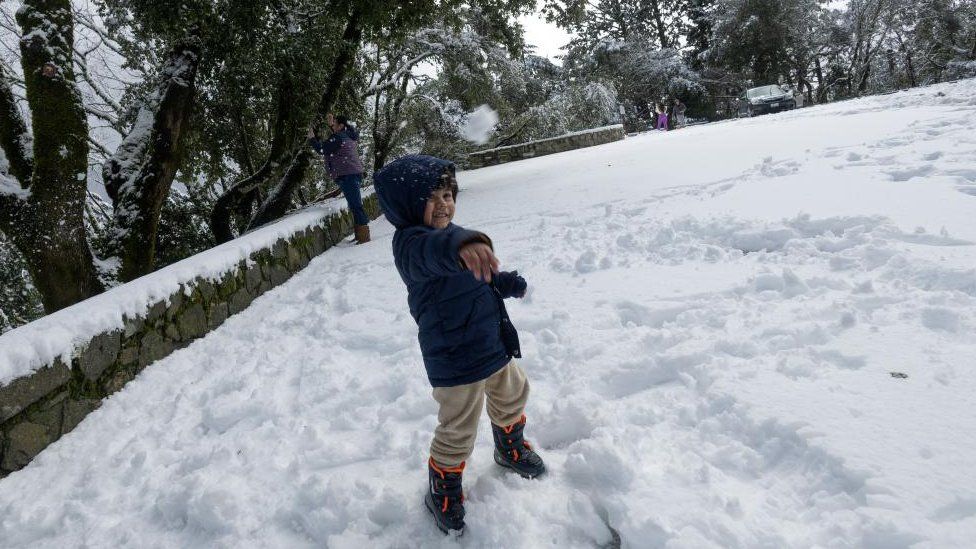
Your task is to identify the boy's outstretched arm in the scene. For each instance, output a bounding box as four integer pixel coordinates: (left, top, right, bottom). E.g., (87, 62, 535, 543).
(396, 227, 498, 282)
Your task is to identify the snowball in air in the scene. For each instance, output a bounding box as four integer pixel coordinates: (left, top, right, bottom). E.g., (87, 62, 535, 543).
(460, 105, 498, 145)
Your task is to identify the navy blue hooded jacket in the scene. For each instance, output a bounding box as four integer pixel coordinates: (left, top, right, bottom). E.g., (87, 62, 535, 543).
(374, 155, 524, 387)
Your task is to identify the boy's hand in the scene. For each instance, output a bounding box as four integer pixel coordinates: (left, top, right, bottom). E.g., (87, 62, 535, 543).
(495, 270, 527, 298)
(459, 242, 499, 282)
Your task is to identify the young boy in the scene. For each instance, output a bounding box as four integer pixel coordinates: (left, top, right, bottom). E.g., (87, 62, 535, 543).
(374, 155, 546, 535)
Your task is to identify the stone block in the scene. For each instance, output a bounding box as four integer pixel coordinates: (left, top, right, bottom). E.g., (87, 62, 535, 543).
(251, 248, 272, 267)
(208, 302, 229, 329)
(79, 330, 122, 381)
(269, 264, 291, 287)
(27, 393, 65, 437)
(61, 398, 100, 433)
(166, 291, 184, 319)
(123, 315, 143, 338)
(0, 361, 72, 423)
(271, 239, 288, 260)
(177, 303, 207, 340)
(139, 330, 173, 368)
(119, 345, 139, 367)
(1, 421, 52, 472)
(146, 300, 167, 326)
(286, 242, 305, 271)
(327, 217, 342, 242)
(302, 240, 316, 262)
(218, 272, 238, 298)
(164, 321, 181, 342)
(228, 289, 253, 316)
(197, 278, 217, 301)
(310, 227, 327, 256)
(103, 368, 135, 395)
(244, 263, 263, 293)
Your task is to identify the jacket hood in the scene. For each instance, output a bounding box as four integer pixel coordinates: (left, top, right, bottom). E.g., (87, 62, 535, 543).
(374, 155, 455, 229)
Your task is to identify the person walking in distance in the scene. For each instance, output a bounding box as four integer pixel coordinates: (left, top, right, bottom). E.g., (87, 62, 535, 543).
(308, 114, 370, 244)
(673, 98, 687, 129)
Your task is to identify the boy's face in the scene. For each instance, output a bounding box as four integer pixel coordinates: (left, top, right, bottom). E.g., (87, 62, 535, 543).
(424, 187, 455, 229)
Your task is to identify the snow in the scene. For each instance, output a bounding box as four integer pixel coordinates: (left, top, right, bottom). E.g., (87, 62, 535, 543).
(0, 172, 29, 199)
(3, 79, 976, 547)
(0, 196, 359, 386)
(459, 104, 498, 145)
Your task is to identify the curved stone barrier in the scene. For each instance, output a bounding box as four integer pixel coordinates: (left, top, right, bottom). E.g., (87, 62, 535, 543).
(0, 194, 380, 476)
(467, 124, 625, 169)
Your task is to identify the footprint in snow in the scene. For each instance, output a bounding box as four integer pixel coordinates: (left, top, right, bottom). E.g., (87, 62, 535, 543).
(885, 164, 935, 181)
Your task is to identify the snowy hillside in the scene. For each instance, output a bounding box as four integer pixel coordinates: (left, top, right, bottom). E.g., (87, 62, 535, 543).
(2, 80, 976, 548)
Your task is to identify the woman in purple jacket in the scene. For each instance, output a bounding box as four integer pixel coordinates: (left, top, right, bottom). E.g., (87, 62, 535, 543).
(308, 114, 370, 243)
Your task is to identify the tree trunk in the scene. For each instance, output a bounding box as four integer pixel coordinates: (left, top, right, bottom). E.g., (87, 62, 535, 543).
(814, 56, 827, 103)
(103, 41, 201, 282)
(372, 71, 410, 172)
(648, 0, 670, 49)
(246, 148, 313, 230)
(901, 40, 918, 87)
(209, 68, 303, 243)
(0, 0, 104, 313)
(314, 13, 363, 126)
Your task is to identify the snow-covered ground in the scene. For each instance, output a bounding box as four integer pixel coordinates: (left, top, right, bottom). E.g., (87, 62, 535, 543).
(3, 80, 976, 548)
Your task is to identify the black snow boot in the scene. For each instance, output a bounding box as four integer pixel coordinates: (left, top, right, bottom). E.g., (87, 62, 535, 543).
(492, 414, 547, 479)
(425, 458, 465, 535)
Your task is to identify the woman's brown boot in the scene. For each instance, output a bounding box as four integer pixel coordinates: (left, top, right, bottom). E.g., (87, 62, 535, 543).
(354, 225, 370, 244)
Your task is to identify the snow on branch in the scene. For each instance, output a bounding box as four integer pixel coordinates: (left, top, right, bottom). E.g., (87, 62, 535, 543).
(0, 63, 33, 187)
(0, 171, 29, 199)
(103, 43, 199, 202)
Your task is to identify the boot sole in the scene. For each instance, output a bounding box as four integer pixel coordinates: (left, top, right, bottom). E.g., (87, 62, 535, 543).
(424, 494, 464, 537)
(493, 449, 546, 479)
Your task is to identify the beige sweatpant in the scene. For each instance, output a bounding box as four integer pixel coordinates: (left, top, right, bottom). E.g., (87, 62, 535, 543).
(430, 361, 529, 468)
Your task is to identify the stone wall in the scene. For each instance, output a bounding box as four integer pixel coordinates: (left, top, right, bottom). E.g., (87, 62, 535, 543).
(467, 125, 625, 169)
(0, 195, 380, 476)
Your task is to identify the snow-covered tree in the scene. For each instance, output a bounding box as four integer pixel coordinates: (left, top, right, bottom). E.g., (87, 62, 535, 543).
(0, 0, 200, 315)
(706, 0, 828, 86)
(0, 233, 42, 333)
(0, 0, 105, 312)
(544, 0, 702, 125)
